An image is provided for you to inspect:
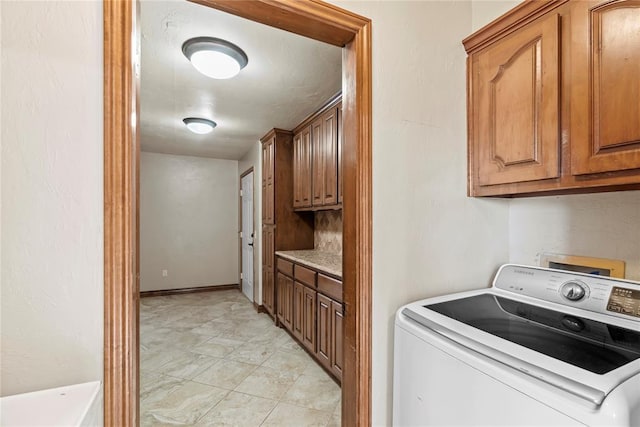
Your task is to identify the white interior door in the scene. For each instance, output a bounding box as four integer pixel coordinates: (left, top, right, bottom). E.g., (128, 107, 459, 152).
(241, 172, 254, 301)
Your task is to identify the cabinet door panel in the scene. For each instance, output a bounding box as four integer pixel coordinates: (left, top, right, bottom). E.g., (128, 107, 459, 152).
(276, 272, 293, 331)
(293, 131, 312, 209)
(338, 103, 343, 204)
(263, 267, 272, 315)
(301, 127, 312, 207)
(571, 1, 640, 175)
(316, 293, 331, 368)
(284, 276, 294, 331)
(302, 286, 317, 353)
(264, 269, 274, 315)
(476, 13, 560, 186)
(293, 282, 304, 340)
(276, 272, 286, 324)
(262, 227, 275, 316)
(312, 117, 325, 206)
(322, 107, 338, 205)
(330, 300, 343, 380)
(262, 143, 268, 222)
(265, 183, 274, 224)
(293, 133, 302, 208)
(262, 139, 275, 223)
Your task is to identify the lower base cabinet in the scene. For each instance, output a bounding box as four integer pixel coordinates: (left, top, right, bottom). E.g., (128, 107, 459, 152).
(293, 282, 304, 341)
(276, 256, 343, 384)
(317, 294, 332, 369)
(276, 272, 293, 330)
(262, 226, 275, 316)
(302, 285, 317, 353)
(330, 300, 343, 379)
(317, 294, 343, 381)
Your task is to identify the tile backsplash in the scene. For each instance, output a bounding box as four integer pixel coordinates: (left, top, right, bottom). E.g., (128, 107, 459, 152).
(315, 210, 342, 255)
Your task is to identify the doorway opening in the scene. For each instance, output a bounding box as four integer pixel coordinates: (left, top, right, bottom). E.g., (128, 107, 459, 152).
(104, 2, 372, 426)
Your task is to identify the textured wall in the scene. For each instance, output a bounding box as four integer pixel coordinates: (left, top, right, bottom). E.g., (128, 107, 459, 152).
(329, 2, 510, 424)
(140, 152, 239, 291)
(471, 0, 522, 31)
(509, 192, 640, 280)
(0, 1, 103, 396)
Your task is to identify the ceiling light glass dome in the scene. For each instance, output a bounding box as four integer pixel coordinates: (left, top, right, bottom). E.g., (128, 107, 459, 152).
(182, 37, 248, 79)
(183, 117, 217, 134)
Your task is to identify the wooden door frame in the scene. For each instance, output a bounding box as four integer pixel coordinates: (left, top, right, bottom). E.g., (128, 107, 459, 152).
(104, 1, 372, 425)
(239, 167, 258, 305)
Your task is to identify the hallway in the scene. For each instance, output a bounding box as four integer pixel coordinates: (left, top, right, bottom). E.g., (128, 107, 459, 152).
(140, 290, 341, 426)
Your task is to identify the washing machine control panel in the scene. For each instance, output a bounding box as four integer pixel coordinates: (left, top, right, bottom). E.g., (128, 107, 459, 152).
(606, 287, 640, 318)
(493, 264, 640, 320)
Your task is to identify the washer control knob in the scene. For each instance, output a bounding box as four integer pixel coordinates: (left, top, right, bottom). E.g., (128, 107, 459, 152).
(560, 280, 588, 301)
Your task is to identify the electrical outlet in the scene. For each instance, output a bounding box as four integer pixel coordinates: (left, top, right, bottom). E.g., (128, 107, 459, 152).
(162, 269, 168, 277)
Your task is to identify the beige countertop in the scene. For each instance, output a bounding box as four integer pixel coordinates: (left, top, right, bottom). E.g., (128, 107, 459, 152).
(275, 250, 342, 279)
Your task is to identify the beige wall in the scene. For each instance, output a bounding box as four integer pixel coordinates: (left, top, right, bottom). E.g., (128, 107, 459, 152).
(509, 192, 640, 280)
(238, 143, 262, 302)
(330, 1, 511, 424)
(140, 152, 239, 292)
(471, 0, 522, 31)
(0, 1, 103, 396)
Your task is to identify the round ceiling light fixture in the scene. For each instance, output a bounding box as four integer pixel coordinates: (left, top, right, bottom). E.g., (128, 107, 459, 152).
(183, 117, 217, 134)
(182, 37, 248, 79)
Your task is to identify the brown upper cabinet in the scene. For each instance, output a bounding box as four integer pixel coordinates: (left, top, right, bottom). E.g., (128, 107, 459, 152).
(464, 0, 640, 197)
(338, 102, 343, 205)
(314, 107, 339, 206)
(293, 127, 313, 208)
(293, 94, 342, 209)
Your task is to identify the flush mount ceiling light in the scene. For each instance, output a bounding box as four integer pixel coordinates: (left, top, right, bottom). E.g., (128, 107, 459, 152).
(183, 117, 217, 134)
(182, 37, 248, 79)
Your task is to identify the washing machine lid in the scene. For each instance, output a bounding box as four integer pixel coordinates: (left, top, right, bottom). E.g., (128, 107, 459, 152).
(401, 288, 640, 408)
(425, 294, 640, 375)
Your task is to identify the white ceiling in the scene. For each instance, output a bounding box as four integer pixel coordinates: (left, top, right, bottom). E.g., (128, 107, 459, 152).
(140, 0, 342, 160)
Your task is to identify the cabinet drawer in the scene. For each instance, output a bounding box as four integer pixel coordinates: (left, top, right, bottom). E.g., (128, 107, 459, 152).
(318, 274, 342, 302)
(277, 258, 294, 277)
(294, 265, 316, 287)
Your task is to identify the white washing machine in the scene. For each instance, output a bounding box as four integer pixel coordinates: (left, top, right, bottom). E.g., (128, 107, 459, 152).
(393, 264, 640, 426)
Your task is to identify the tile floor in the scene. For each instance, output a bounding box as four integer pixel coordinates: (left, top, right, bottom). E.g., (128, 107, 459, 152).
(140, 289, 341, 426)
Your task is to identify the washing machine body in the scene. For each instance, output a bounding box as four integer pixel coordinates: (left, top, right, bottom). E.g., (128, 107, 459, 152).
(393, 264, 640, 426)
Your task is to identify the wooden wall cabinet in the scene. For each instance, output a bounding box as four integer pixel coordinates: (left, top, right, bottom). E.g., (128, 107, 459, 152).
(293, 95, 342, 210)
(293, 127, 312, 209)
(338, 102, 343, 205)
(260, 129, 314, 318)
(313, 107, 339, 206)
(569, 0, 640, 176)
(465, 0, 640, 197)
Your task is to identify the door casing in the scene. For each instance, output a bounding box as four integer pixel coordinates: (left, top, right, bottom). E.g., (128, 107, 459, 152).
(103, 1, 372, 425)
